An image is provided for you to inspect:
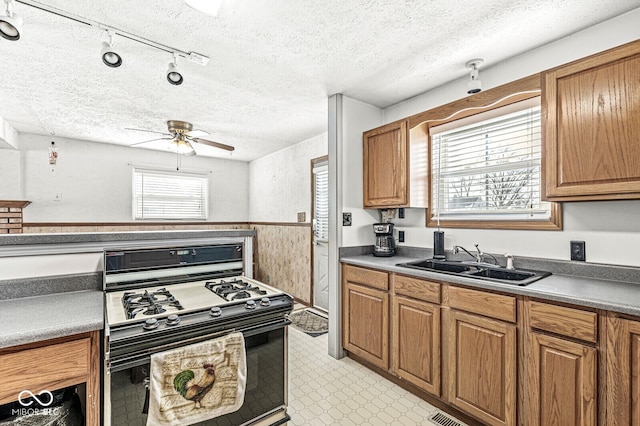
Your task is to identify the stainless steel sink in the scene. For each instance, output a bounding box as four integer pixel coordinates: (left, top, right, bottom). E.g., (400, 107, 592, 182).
(396, 259, 550, 286)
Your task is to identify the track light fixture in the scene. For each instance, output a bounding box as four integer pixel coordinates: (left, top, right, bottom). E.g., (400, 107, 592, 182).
(185, 0, 223, 16)
(0, 0, 22, 41)
(166, 53, 184, 86)
(100, 30, 122, 68)
(466, 59, 484, 94)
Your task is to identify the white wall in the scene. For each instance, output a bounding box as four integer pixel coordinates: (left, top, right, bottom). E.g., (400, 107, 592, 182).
(341, 9, 640, 267)
(18, 133, 249, 222)
(0, 149, 22, 199)
(248, 133, 328, 222)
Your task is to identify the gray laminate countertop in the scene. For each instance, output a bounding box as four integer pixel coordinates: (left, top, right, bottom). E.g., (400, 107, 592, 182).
(0, 290, 103, 349)
(341, 254, 640, 316)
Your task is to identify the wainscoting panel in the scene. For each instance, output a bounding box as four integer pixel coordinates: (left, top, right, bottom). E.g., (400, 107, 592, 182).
(252, 223, 312, 304)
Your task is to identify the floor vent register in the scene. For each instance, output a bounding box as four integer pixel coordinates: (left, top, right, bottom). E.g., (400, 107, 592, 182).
(428, 411, 467, 426)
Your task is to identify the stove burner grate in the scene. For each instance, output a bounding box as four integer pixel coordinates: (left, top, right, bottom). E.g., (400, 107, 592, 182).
(205, 279, 267, 301)
(122, 288, 183, 319)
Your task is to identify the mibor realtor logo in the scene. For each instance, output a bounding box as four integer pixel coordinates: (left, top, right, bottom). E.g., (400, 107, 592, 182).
(12, 389, 61, 417)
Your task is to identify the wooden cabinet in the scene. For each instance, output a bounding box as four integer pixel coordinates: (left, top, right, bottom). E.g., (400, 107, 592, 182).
(363, 120, 409, 208)
(523, 300, 598, 425)
(342, 264, 389, 369)
(606, 315, 640, 426)
(542, 39, 640, 201)
(446, 306, 517, 426)
(392, 275, 441, 396)
(0, 331, 101, 426)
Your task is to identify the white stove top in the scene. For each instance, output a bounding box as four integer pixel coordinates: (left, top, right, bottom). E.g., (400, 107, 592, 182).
(105, 276, 283, 326)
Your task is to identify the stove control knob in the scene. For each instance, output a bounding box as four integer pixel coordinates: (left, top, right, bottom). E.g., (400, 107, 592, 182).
(245, 300, 257, 310)
(210, 307, 222, 317)
(166, 314, 180, 326)
(143, 318, 159, 330)
(260, 297, 271, 307)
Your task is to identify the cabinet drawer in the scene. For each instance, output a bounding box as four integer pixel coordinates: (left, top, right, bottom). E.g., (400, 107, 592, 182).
(343, 264, 388, 291)
(528, 300, 598, 343)
(448, 285, 516, 323)
(393, 274, 440, 304)
(0, 337, 90, 405)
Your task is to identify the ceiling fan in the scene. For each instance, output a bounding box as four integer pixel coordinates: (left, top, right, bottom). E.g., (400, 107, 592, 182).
(127, 120, 234, 156)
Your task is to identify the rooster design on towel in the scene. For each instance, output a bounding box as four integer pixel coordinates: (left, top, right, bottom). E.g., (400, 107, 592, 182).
(173, 363, 216, 409)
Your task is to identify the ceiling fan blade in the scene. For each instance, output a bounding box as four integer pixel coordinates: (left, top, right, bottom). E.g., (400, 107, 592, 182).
(130, 137, 172, 146)
(186, 129, 209, 138)
(192, 138, 235, 152)
(125, 127, 171, 136)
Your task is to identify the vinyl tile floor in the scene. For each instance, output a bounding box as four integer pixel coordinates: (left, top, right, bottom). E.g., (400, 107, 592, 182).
(286, 325, 458, 426)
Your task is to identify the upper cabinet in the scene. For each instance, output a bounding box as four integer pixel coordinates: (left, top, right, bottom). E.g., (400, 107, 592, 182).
(363, 120, 408, 208)
(542, 39, 640, 201)
(362, 120, 428, 208)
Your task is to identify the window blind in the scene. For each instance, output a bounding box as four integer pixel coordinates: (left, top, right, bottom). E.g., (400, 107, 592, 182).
(313, 164, 329, 241)
(430, 98, 551, 221)
(133, 169, 208, 220)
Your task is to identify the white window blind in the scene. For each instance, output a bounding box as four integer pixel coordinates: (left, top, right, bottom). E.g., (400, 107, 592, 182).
(133, 169, 208, 220)
(313, 164, 329, 241)
(430, 98, 551, 222)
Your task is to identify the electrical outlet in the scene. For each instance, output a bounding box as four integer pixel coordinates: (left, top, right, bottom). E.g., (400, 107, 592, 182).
(570, 241, 586, 261)
(297, 212, 306, 222)
(342, 212, 352, 226)
(398, 230, 405, 243)
(398, 208, 405, 219)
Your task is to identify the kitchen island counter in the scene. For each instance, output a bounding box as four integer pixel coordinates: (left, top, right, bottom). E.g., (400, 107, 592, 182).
(0, 289, 103, 349)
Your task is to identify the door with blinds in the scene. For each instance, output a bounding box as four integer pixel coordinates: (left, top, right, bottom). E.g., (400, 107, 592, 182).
(312, 158, 329, 312)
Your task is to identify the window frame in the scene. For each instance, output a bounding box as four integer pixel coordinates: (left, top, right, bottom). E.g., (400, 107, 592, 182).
(132, 168, 209, 221)
(409, 75, 562, 230)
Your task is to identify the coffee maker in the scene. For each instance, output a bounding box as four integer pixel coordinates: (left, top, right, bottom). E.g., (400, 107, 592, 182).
(373, 223, 396, 257)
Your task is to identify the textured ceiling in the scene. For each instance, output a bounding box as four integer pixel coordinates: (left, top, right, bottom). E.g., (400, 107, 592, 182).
(1, 0, 639, 161)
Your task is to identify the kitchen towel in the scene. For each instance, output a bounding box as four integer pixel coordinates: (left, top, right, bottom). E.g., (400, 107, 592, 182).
(146, 332, 247, 426)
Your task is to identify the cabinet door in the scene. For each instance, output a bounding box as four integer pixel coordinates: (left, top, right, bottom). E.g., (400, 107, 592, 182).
(343, 282, 389, 369)
(392, 296, 440, 396)
(447, 310, 517, 426)
(543, 40, 640, 200)
(606, 316, 640, 426)
(363, 120, 408, 208)
(525, 332, 597, 426)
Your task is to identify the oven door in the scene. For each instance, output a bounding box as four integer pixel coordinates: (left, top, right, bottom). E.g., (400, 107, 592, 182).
(104, 320, 290, 426)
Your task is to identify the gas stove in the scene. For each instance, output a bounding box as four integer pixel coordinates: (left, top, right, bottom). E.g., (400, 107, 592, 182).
(103, 242, 293, 426)
(105, 275, 285, 327)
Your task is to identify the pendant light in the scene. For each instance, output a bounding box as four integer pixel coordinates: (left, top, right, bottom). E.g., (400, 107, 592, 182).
(466, 59, 484, 94)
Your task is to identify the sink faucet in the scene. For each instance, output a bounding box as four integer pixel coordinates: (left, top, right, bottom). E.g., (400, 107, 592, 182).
(453, 244, 499, 265)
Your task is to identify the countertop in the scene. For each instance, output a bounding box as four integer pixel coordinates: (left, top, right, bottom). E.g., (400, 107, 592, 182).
(342, 254, 640, 316)
(0, 290, 104, 349)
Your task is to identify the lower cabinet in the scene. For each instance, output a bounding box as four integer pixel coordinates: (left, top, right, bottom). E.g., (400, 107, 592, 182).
(392, 296, 440, 396)
(606, 315, 640, 426)
(0, 331, 101, 426)
(523, 300, 598, 426)
(525, 332, 597, 425)
(342, 264, 389, 369)
(446, 309, 517, 426)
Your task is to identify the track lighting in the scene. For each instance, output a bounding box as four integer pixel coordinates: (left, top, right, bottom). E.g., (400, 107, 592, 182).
(185, 0, 223, 16)
(100, 30, 122, 68)
(166, 54, 184, 86)
(0, 0, 22, 41)
(466, 59, 484, 94)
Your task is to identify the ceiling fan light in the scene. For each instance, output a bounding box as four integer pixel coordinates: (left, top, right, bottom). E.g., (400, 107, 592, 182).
(0, 12, 22, 41)
(185, 0, 223, 16)
(168, 138, 195, 156)
(101, 41, 122, 67)
(166, 62, 183, 85)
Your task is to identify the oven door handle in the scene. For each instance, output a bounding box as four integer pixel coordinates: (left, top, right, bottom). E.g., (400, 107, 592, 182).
(107, 317, 291, 373)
